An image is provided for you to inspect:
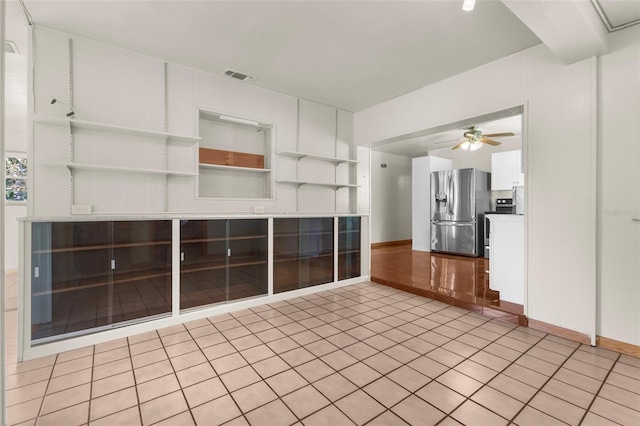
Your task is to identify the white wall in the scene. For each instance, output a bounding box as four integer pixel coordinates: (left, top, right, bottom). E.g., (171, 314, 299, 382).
(597, 26, 640, 346)
(371, 151, 411, 243)
(31, 27, 356, 216)
(356, 43, 597, 341)
(5, 52, 28, 270)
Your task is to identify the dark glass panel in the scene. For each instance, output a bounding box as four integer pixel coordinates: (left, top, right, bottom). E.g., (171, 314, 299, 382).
(180, 220, 227, 310)
(227, 219, 268, 301)
(111, 221, 172, 322)
(273, 218, 334, 294)
(31, 221, 110, 340)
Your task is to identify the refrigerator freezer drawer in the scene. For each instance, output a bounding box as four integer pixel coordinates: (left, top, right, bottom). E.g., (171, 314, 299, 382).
(431, 222, 477, 256)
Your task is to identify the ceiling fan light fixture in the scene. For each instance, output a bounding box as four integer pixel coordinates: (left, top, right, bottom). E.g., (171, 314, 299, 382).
(469, 140, 483, 151)
(462, 0, 476, 12)
(460, 141, 471, 150)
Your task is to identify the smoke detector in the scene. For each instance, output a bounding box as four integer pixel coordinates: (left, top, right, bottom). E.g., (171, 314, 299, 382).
(222, 68, 254, 82)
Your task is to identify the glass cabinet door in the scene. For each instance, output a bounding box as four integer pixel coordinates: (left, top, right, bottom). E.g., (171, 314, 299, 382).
(338, 217, 361, 280)
(31, 221, 110, 340)
(273, 218, 301, 293)
(227, 219, 268, 301)
(179, 220, 227, 310)
(273, 218, 334, 294)
(30, 220, 172, 342)
(111, 221, 172, 323)
(300, 218, 334, 286)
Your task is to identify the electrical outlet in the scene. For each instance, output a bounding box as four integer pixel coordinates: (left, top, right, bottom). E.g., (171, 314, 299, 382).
(72, 204, 92, 215)
(253, 206, 265, 214)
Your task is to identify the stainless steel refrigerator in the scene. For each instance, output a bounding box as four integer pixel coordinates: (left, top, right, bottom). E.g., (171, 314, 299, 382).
(430, 168, 490, 256)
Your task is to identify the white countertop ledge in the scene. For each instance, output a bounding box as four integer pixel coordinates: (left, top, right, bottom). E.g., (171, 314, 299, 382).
(486, 214, 525, 222)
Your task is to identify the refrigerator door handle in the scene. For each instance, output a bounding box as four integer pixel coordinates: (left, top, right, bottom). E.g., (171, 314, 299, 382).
(432, 221, 475, 226)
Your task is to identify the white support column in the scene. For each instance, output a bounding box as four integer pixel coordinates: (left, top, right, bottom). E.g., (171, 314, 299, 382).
(172, 219, 180, 316)
(334, 217, 339, 282)
(268, 217, 273, 296)
(0, 0, 6, 419)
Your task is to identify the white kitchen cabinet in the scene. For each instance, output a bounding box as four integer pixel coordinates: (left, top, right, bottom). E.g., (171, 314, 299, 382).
(488, 214, 524, 305)
(491, 150, 524, 190)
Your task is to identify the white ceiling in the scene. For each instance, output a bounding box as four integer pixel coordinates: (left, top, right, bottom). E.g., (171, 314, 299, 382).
(19, 0, 541, 112)
(595, 0, 640, 30)
(373, 114, 522, 157)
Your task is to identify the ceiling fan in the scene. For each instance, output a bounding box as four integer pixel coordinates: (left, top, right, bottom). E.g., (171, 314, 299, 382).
(452, 126, 515, 151)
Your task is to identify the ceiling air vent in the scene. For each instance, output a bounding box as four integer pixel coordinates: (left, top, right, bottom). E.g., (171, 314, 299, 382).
(223, 68, 254, 82)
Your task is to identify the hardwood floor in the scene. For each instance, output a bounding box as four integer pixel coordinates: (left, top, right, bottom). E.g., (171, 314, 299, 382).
(370, 244, 527, 326)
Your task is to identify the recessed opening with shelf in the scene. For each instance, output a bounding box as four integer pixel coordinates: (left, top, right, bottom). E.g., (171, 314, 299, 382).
(198, 110, 274, 199)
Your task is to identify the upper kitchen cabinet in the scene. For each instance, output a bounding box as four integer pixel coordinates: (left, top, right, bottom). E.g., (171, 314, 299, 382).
(491, 150, 524, 191)
(198, 110, 275, 199)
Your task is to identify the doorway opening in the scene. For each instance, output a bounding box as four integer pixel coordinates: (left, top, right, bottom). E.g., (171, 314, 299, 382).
(369, 106, 527, 323)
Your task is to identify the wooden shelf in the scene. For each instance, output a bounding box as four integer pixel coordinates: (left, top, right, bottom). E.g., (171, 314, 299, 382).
(274, 253, 334, 262)
(181, 259, 267, 274)
(33, 269, 172, 296)
(277, 180, 359, 189)
(56, 163, 197, 177)
(199, 164, 271, 173)
(199, 147, 265, 169)
(181, 235, 267, 244)
(273, 231, 333, 238)
(34, 114, 200, 143)
(33, 240, 171, 255)
(278, 150, 358, 164)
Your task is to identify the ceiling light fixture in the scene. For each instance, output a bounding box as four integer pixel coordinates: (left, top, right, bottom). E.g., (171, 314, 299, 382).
(462, 0, 476, 12)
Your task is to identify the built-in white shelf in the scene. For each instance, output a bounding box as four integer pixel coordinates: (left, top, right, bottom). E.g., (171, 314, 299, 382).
(277, 180, 359, 189)
(55, 163, 197, 177)
(277, 150, 358, 164)
(34, 114, 201, 143)
(199, 164, 271, 173)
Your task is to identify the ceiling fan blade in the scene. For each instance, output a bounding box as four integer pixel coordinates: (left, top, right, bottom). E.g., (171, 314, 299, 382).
(451, 139, 467, 150)
(481, 137, 502, 146)
(482, 132, 515, 138)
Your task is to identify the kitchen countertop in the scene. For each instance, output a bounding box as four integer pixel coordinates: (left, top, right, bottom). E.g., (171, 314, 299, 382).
(486, 214, 524, 222)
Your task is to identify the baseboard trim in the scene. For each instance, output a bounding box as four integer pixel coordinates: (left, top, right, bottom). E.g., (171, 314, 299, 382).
(371, 239, 412, 249)
(597, 336, 640, 358)
(528, 319, 591, 345)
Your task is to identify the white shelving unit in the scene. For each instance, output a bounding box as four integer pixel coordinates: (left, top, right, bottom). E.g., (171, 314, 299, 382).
(277, 179, 359, 189)
(33, 114, 201, 143)
(199, 163, 271, 173)
(197, 109, 274, 199)
(278, 150, 358, 165)
(33, 112, 200, 214)
(58, 163, 198, 176)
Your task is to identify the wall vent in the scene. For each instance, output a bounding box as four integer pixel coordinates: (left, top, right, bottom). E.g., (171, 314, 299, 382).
(223, 68, 254, 82)
(4, 40, 20, 55)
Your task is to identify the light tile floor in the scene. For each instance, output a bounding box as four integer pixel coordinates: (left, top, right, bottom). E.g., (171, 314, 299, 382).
(4, 274, 640, 425)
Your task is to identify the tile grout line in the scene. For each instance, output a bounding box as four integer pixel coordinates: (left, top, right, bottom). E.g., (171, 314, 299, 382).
(130, 333, 150, 426)
(183, 319, 252, 426)
(504, 342, 586, 425)
(86, 344, 96, 425)
(15, 282, 629, 426)
(16, 284, 493, 424)
(576, 351, 622, 425)
(32, 352, 59, 423)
